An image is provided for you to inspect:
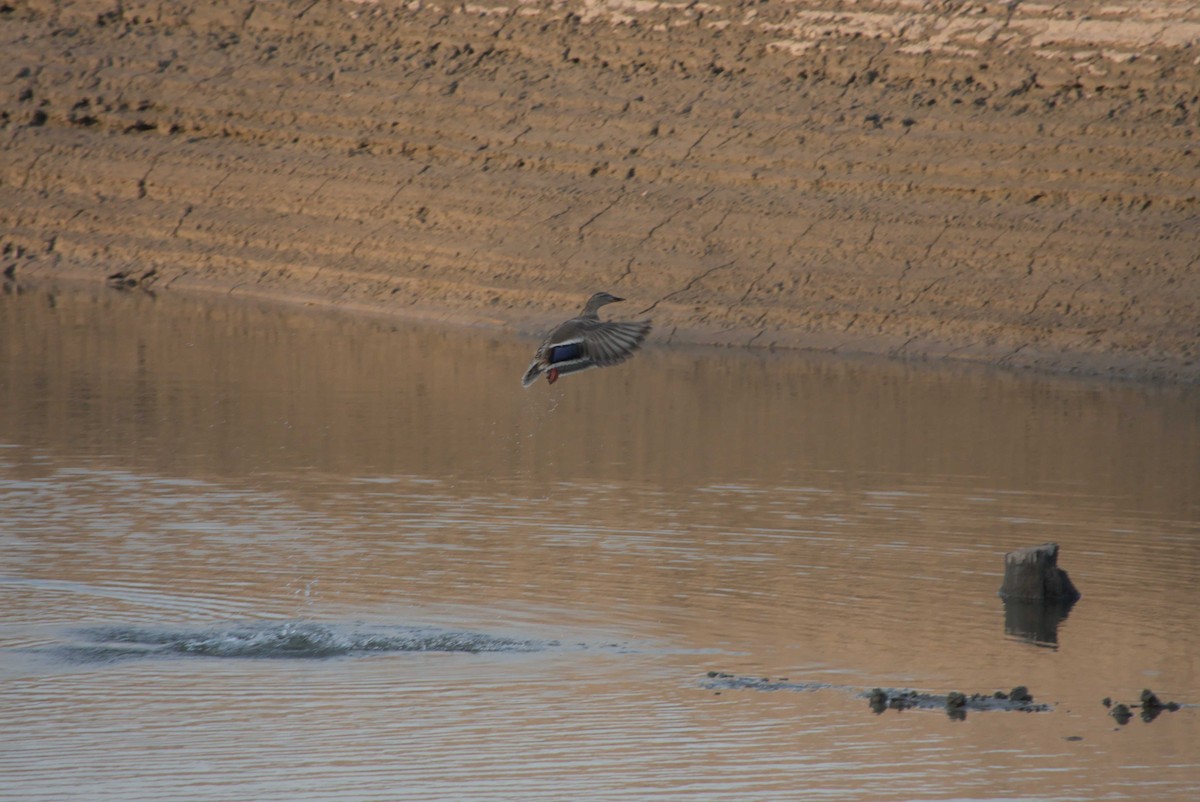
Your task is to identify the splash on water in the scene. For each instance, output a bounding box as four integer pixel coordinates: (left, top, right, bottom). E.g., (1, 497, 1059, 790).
(60, 621, 548, 662)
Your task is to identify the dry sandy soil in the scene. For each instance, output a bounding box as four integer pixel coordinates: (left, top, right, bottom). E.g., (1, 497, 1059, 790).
(2, 0, 1198, 380)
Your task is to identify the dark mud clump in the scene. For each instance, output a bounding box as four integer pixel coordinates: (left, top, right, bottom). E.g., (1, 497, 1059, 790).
(1104, 689, 1182, 725)
(867, 685, 1051, 719)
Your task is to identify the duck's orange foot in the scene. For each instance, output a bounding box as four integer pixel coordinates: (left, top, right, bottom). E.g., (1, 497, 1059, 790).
(547, 368, 559, 384)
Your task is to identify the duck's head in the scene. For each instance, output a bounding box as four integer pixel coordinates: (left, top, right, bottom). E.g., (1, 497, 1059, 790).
(583, 291, 624, 314)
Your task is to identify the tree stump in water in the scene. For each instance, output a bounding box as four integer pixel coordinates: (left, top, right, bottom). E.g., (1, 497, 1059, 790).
(998, 543, 1081, 602)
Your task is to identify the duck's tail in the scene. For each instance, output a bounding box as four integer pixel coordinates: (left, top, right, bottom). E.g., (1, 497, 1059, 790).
(521, 360, 543, 388)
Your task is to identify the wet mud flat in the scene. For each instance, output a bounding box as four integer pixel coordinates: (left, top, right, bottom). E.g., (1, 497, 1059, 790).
(2, 0, 1200, 380)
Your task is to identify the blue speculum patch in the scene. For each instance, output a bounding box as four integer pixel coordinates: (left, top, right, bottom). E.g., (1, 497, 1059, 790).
(549, 342, 584, 363)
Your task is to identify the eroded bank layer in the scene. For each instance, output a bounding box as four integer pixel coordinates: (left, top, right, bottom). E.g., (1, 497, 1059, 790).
(2, 0, 1197, 379)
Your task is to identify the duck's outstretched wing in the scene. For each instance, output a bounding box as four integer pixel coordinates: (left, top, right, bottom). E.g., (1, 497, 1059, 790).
(576, 319, 652, 366)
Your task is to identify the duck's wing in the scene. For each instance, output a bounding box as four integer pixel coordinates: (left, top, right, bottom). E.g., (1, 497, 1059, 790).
(575, 318, 652, 367)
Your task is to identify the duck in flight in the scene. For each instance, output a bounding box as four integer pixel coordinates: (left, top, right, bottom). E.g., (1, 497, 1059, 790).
(521, 292, 652, 387)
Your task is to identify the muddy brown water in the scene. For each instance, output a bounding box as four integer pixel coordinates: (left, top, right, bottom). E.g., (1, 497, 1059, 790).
(1, 284, 1198, 801)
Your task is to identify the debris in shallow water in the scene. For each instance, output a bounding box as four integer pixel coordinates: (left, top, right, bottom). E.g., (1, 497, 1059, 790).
(862, 686, 1051, 717)
(1140, 688, 1180, 713)
(702, 673, 1052, 716)
(1104, 689, 1181, 725)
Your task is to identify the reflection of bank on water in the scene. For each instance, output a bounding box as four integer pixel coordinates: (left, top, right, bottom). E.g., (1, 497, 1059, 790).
(2, 284, 1198, 802)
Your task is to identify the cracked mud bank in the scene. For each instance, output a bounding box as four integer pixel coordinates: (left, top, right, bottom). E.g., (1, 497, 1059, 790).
(2, 0, 1198, 380)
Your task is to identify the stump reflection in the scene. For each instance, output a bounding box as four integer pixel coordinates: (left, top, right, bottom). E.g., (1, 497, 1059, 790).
(1003, 597, 1078, 647)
